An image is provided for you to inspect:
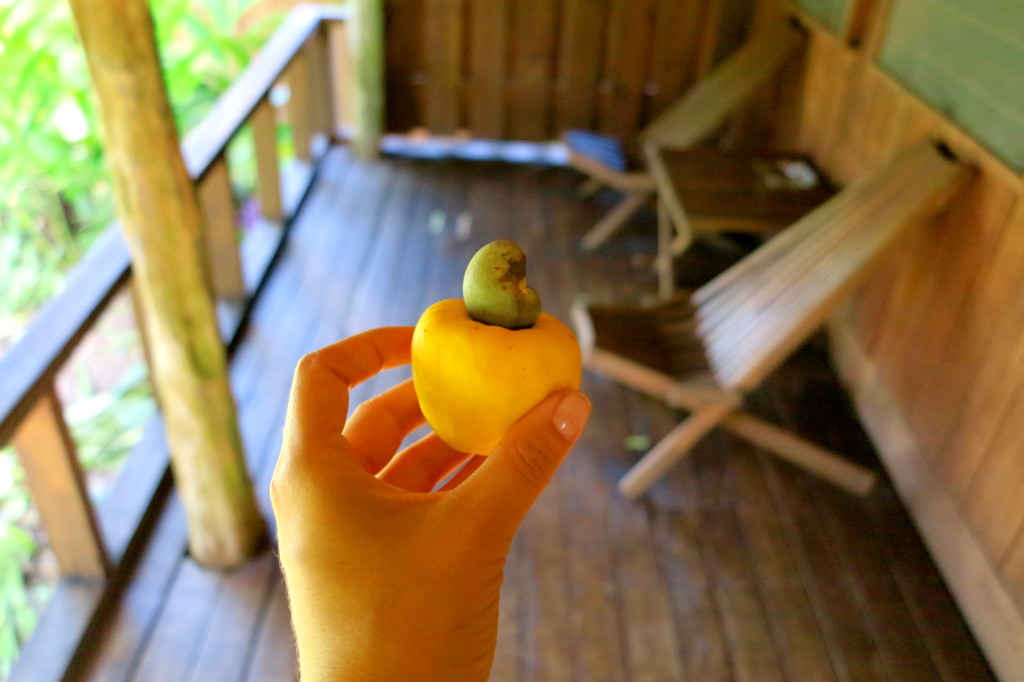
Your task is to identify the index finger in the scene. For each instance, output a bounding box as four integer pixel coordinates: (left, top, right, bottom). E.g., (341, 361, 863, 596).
(283, 327, 414, 451)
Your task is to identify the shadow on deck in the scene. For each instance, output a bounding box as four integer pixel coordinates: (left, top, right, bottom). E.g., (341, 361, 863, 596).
(64, 147, 992, 680)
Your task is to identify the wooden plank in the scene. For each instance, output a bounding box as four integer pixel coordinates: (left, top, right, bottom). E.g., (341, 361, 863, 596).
(507, 0, 559, 140)
(309, 28, 334, 138)
(863, 475, 996, 682)
(757, 438, 888, 681)
(553, 0, 607, 133)
(609, 389, 688, 681)
(1000, 529, 1024, 619)
(251, 99, 284, 222)
(687, 430, 785, 682)
(11, 386, 108, 580)
(286, 45, 314, 160)
(829, 319, 1023, 682)
(959, 382, 1024, 562)
(245, 580, 297, 681)
(640, 20, 805, 149)
(727, 448, 840, 682)
(382, 0, 425, 133)
(185, 553, 280, 681)
(937, 198, 1024, 492)
(693, 0, 727, 78)
(198, 155, 246, 301)
(133, 558, 224, 680)
(897, 177, 1016, 461)
(466, 0, 508, 138)
(772, 368, 941, 681)
(645, 0, 705, 120)
(11, 387, 105, 582)
(423, 0, 464, 134)
(597, 0, 657, 139)
(8, 580, 104, 682)
(640, 408, 734, 681)
(75, 494, 190, 681)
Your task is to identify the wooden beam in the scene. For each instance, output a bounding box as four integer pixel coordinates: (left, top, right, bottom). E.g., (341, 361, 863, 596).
(309, 27, 334, 139)
(327, 19, 356, 138)
(67, 0, 266, 568)
(351, 0, 385, 158)
(12, 385, 108, 580)
(251, 98, 284, 222)
(198, 156, 246, 301)
(287, 45, 314, 161)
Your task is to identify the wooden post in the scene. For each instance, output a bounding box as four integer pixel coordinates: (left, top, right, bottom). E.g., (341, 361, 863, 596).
(12, 385, 108, 580)
(350, 0, 384, 159)
(328, 20, 356, 139)
(251, 98, 284, 222)
(198, 156, 246, 301)
(68, 0, 266, 568)
(287, 46, 314, 161)
(309, 28, 335, 140)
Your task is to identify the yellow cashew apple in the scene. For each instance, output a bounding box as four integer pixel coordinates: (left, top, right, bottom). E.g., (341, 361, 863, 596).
(411, 241, 582, 455)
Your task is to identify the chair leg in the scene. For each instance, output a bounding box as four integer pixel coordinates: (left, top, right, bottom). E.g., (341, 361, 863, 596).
(721, 411, 877, 495)
(581, 191, 652, 251)
(618, 401, 734, 499)
(578, 177, 603, 199)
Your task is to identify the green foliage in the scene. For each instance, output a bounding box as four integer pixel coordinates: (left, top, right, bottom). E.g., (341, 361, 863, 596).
(0, 0, 280, 675)
(0, 0, 276, 342)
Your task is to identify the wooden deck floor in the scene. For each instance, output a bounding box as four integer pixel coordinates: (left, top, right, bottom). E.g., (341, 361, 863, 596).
(73, 147, 993, 681)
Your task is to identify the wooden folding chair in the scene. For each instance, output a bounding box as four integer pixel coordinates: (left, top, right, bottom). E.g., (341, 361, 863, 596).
(571, 142, 972, 499)
(565, 19, 807, 251)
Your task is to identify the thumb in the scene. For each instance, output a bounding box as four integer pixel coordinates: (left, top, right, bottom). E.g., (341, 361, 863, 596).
(464, 390, 590, 532)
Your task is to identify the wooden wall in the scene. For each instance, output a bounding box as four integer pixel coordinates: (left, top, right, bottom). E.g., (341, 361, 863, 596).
(767, 3, 1024, 679)
(381, 0, 753, 140)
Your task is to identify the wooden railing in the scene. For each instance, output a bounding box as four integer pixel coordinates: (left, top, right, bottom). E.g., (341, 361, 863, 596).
(2, 5, 351, 677)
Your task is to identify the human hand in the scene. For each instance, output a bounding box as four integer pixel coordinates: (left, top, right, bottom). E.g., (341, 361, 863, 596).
(270, 326, 590, 681)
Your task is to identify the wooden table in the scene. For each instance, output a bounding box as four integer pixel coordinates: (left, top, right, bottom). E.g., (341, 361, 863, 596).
(647, 147, 834, 296)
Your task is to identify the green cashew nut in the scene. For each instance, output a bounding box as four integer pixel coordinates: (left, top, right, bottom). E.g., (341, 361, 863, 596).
(463, 240, 541, 329)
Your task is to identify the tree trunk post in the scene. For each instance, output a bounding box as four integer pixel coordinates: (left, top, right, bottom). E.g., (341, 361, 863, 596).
(68, 0, 266, 568)
(351, 0, 384, 159)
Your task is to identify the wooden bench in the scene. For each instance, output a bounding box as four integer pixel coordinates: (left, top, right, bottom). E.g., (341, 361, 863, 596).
(565, 18, 807, 251)
(572, 142, 972, 498)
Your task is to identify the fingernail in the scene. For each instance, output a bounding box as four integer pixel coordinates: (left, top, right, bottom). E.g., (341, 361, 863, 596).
(552, 391, 590, 441)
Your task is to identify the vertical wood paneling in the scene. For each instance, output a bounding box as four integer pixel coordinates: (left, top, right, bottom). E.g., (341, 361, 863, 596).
(647, 0, 705, 120)
(960, 378, 1024, 562)
(900, 180, 1017, 459)
(597, 0, 657, 138)
(772, 17, 1024, 677)
(423, 0, 464, 134)
(383, 0, 750, 141)
(466, 0, 508, 138)
(383, 0, 424, 132)
(554, 0, 607, 132)
(938, 200, 1024, 493)
(1000, 524, 1024, 603)
(507, 0, 560, 140)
